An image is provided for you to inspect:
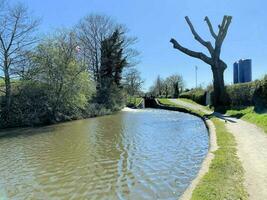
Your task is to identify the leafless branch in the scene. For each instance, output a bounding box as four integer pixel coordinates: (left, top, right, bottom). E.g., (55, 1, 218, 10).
(185, 16, 214, 54)
(170, 38, 212, 65)
(204, 16, 217, 39)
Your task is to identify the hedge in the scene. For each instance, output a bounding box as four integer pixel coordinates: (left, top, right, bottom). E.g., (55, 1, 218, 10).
(179, 75, 267, 108)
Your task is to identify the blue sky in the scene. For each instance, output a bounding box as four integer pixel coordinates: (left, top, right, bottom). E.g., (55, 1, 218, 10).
(11, 0, 267, 90)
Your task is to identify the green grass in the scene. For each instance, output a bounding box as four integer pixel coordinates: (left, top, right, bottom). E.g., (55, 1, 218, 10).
(158, 98, 248, 200)
(176, 97, 267, 134)
(158, 98, 207, 117)
(178, 98, 200, 105)
(126, 96, 143, 107)
(226, 107, 267, 134)
(191, 118, 248, 200)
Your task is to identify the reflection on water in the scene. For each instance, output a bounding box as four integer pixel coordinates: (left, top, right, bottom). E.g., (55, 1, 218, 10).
(0, 109, 208, 200)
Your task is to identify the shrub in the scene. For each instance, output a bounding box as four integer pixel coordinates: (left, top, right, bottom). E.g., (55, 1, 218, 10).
(226, 82, 258, 106)
(253, 75, 267, 110)
(226, 76, 267, 109)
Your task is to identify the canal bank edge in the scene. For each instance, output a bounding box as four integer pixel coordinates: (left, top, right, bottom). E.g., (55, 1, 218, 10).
(152, 99, 218, 200)
(180, 120, 217, 200)
(157, 98, 248, 200)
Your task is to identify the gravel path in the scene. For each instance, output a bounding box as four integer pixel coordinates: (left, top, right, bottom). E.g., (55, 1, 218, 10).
(170, 99, 267, 200)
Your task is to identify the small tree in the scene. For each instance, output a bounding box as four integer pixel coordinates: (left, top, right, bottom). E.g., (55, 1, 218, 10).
(31, 30, 93, 119)
(170, 16, 232, 107)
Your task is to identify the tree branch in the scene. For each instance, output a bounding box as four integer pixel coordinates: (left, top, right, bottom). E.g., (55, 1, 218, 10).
(170, 38, 212, 65)
(215, 15, 232, 58)
(185, 16, 214, 54)
(204, 16, 217, 39)
(220, 16, 232, 42)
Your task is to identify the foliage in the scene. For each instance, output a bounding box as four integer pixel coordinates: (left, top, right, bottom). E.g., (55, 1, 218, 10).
(96, 29, 127, 110)
(149, 74, 184, 98)
(226, 81, 258, 106)
(0, 31, 96, 128)
(226, 76, 267, 109)
(253, 75, 267, 109)
(0, 4, 140, 129)
(126, 96, 143, 108)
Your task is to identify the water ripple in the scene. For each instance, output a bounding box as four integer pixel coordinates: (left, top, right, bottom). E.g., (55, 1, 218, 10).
(0, 108, 208, 200)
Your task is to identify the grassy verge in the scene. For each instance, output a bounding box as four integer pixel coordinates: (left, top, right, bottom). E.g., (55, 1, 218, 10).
(177, 97, 267, 134)
(191, 118, 248, 200)
(226, 107, 267, 134)
(158, 98, 206, 116)
(158, 98, 248, 200)
(126, 96, 143, 107)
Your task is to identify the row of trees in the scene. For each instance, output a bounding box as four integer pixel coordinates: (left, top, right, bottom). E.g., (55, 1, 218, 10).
(149, 74, 185, 98)
(0, 1, 141, 128)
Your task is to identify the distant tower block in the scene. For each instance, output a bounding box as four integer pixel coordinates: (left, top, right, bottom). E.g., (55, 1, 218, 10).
(233, 59, 252, 84)
(233, 62, 239, 83)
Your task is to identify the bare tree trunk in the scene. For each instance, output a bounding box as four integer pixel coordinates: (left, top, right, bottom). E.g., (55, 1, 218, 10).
(4, 70, 11, 111)
(212, 63, 227, 107)
(3, 53, 11, 118)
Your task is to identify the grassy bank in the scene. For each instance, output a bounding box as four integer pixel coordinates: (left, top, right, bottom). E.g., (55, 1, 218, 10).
(191, 118, 248, 200)
(158, 99, 248, 200)
(126, 96, 143, 107)
(226, 107, 267, 134)
(158, 98, 206, 116)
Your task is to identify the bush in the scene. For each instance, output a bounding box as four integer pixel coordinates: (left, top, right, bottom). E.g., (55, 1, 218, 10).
(179, 89, 206, 105)
(253, 75, 267, 110)
(0, 83, 52, 128)
(226, 76, 267, 109)
(226, 82, 258, 106)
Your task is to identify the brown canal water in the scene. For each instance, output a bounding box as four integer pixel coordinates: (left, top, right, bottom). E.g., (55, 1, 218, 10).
(0, 108, 208, 200)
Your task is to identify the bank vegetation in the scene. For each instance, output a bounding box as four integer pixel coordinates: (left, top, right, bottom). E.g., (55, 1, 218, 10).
(0, 1, 142, 129)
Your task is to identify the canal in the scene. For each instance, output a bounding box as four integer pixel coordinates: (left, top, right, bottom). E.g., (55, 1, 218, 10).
(0, 108, 209, 200)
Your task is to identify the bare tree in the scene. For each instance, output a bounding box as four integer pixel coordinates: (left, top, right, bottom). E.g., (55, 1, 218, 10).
(76, 14, 114, 84)
(167, 74, 185, 98)
(149, 75, 164, 97)
(0, 2, 39, 116)
(124, 68, 144, 97)
(170, 16, 232, 107)
(76, 14, 138, 86)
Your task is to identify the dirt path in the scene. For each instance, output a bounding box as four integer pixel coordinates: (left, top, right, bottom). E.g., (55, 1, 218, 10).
(170, 99, 267, 200)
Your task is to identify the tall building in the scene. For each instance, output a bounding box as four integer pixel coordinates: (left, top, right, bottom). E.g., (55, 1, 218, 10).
(233, 59, 252, 84)
(233, 62, 239, 83)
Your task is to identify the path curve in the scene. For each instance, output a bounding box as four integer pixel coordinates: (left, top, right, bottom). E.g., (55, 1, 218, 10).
(170, 99, 267, 200)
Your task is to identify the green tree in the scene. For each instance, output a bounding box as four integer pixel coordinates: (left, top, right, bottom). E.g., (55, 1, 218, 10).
(97, 29, 127, 109)
(29, 30, 94, 121)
